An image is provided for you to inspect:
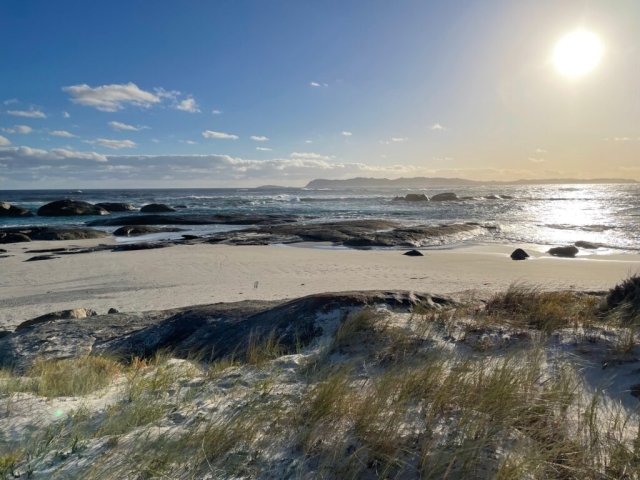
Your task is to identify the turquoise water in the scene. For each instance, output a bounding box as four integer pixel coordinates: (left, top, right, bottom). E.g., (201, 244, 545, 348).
(1, 184, 639, 253)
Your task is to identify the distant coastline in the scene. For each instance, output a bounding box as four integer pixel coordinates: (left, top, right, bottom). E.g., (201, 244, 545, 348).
(305, 176, 639, 189)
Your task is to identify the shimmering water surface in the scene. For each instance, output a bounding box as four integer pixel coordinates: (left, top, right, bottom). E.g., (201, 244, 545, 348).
(1, 184, 639, 253)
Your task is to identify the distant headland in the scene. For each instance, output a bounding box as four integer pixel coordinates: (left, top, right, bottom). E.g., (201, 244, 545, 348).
(304, 177, 639, 189)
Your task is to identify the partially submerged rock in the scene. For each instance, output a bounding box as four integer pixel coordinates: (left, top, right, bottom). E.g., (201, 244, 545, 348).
(575, 241, 600, 249)
(403, 249, 424, 256)
(87, 213, 305, 227)
(95, 202, 136, 212)
(108, 308, 121, 314)
(430, 192, 459, 201)
(548, 245, 580, 258)
(140, 203, 176, 213)
(37, 199, 109, 216)
(0, 201, 33, 217)
(15, 308, 98, 332)
(113, 225, 183, 236)
(0, 226, 109, 241)
(393, 194, 429, 202)
(510, 248, 530, 261)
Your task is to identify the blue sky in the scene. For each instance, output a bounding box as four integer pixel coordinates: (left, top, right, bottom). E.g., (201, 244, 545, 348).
(1, 0, 639, 188)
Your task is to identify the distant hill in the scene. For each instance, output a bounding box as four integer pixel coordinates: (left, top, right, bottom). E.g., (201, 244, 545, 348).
(304, 177, 639, 189)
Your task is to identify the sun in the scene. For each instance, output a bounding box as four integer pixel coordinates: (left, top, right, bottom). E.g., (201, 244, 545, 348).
(553, 31, 603, 78)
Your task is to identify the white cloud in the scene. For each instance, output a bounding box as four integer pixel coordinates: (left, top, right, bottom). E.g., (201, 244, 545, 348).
(614, 137, 631, 141)
(63, 83, 162, 112)
(431, 123, 444, 130)
(256, 147, 272, 151)
(51, 130, 76, 138)
(2, 125, 34, 134)
(342, 131, 352, 136)
(250, 136, 269, 141)
(86, 138, 137, 150)
(391, 137, 408, 142)
(7, 109, 46, 118)
(310, 82, 320, 87)
(290, 152, 331, 160)
(179, 140, 197, 145)
(211, 110, 223, 115)
(173, 97, 200, 113)
(0, 146, 107, 162)
(63, 111, 70, 118)
(151, 139, 160, 143)
(305, 140, 313, 144)
(536, 148, 547, 153)
(0, 136, 10, 146)
(202, 130, 239, 140)
(108, 121, 147, 131)
(3, 99, 18, 105)
(528, 157, 545, 163)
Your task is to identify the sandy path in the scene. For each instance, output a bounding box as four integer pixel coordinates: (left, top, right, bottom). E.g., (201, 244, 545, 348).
(1, 239, 638, 329)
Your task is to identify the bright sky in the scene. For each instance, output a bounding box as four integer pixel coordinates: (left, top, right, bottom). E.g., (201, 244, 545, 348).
(1, 0, 639, 188)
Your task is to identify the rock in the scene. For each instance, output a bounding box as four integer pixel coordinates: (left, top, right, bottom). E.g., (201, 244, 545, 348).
(181, 234, 201, 240)
(140, 203, 176, 213)
(0, 330, 11, 340)
(0, 291, 452, 371)
(403, 250, 424, 256)
(485, 194, 501, 200)
(113, 242, 171, 251)
(575, 241, 600, 249)
(37, 199, 109, 216)
(88, 213, 305, 227)
(430, 192, 459, 201)
(108, 308, 120, 314)
(25, 255, 60, 262)
(0, 249, 6, 253)
(0, 202, 33, 217)
(510, 248, 530, 261)
(0, 226, 108, 241)
(15, 308, 98, 331)
(95, 202, 136, 212)
(0, 233, 31, 244)
(393, 194, 429, 202)
(548, 245, 580, 258)
(113, 226, 183, 236)
(631, 384, 640, 400)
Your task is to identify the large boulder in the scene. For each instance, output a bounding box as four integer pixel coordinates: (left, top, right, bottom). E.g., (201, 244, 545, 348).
(0, 202, 33, 217)
(0, 226, 108, 241)
(0, 232, 31, 244)
(37, 199, 109, 216)
(430, 192, 459, 201)
(575, 241, 600, 250)
(95, 202, 136, 212)
(510, 248, 530, 261)
(393, 194, 429, 202)
(548, 245, 579, 258)
(140, 203, 176, 213)
(113, 225, 183, 237)
(15, 308, 98, 331)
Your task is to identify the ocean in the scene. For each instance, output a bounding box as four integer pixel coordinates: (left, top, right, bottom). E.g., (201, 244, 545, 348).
(1, 184, 639, 254)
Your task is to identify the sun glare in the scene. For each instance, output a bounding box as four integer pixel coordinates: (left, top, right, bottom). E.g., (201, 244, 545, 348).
(553, 30, 603, 78)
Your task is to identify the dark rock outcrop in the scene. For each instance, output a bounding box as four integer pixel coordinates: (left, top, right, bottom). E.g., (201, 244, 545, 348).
(108, 308, 121, 314)
(548, 245, 580, 258)
(113, 242, 171, 251)
(510, 248, 530, 261)
(575, 241, 600, 249)
(25, 255, 60, 262)
(0, 202, 33, 217)
(15, 308, 98, 332)
(37, 199, 109, 216)
(403, 250, 424, 257)
(113, 226, 183, 237)
(87, 213, 306, 227)
(393, 194, 429, 202)
(0, 291, 452, 371)
(0, 232, 31, 244)
(140, 203, 176, 213)
(95, 202, 136, 212)
(0, 226, 109, 242)
(182, 234, 201, 240)
(430, 192, 459, 201)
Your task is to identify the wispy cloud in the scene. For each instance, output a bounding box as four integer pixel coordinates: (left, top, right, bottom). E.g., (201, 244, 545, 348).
(63, 82, 162, 112)
(536, 148, 547, 153)
(202, 130, 239, 140)
(430, 123, 444, 130)
(0, 135, 10, 146)
(305, 140, 313, 144)
(432, 157, 453, 161)
(2, 125, 34, 134)
(3, 99, 18, 106)
(250, 135, 268, 141)
(7, 109, 46, 118)
(256, 147, 272, 151)
(211, 110, 223, 115)
(391, 137, 408, 142)
(108, 121, 148, 131)
(86, 138, 137, 150)
(51, 130, 76, 138)
(614, 137, 631, 141)
(290, 152, 331, 160)
(179, 140, 197, 145)
(528, 157, 545, 163)
(310, 82, 320, 87)
(62, 111, 70, 118)
(341, 131, 352, 137)
(173, 96, 200, 113)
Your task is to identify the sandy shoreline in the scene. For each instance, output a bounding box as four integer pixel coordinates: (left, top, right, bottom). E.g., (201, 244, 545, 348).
(1, 238, 639, 329)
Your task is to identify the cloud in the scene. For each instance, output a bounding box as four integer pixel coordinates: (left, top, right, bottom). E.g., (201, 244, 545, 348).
(86, 138, 137, 150)
(63, 83, 162, 112)
(310, 82, 320, 87)
(536, 148, 547, 153)
(305, 140, 313, 144)
(151, 139, 160, 143)
(0, 136, 10, 146)
(391, 137, 408, 142)
(341, 131, 352, 137)
(290, 152, 331, 160)
(51, 130, 76, 138)
(430, 123, 444, 130)
(202, 130, 239, 140)
(250, 136, 268, 141)
(63, 111, 70, 118)
(2, 125, 34, 134)
(614, 137, 631, 141)
(211, 110, 223, 115)
(7, 109, 46, 118)
(173, 96, 200, 113)
(528, 157, 545, 163)
(3, 99, 18, 105)
(108, 121, 147, 131)
(432, 157, 453, 161)
(179, 140, 197, 145)
(256, 147, 272, 151)
(0, 146, 107, 163)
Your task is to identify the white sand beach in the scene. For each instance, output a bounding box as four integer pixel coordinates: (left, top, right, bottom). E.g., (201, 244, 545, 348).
(1, 238, 638, 329)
